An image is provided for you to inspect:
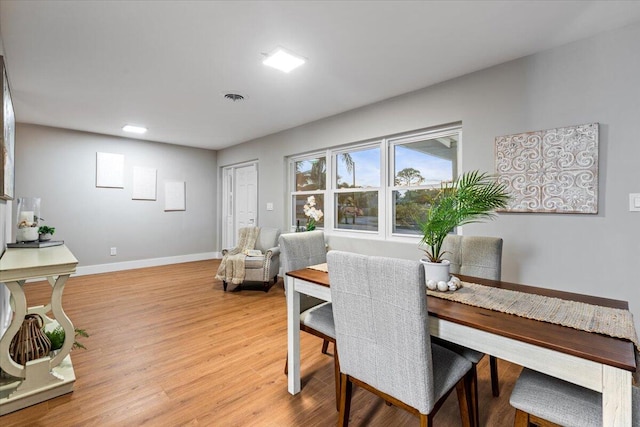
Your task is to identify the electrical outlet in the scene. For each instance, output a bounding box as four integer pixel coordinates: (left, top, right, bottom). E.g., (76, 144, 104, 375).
(110, 247, 117, 256)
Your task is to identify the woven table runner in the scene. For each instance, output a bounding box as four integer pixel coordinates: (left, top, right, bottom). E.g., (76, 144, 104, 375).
(308, 263, 328, 272)
(313, 263, 638, 380)
(427, 281, 640, 352)
(313, 261, 639, 350)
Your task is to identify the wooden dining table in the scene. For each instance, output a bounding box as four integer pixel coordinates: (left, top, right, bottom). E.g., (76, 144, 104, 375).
(285, 266, 637, 426)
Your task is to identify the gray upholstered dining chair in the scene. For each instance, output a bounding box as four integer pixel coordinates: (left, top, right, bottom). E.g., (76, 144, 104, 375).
(279, 230, 339, 409)
(510, 368, 640, 427)
(434, 234, 503, 425)
(327, 250, 474, 427)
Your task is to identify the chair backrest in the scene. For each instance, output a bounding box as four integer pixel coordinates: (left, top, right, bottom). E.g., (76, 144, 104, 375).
(254, 227, 281, 252)
(279, 230, 327, 312)
(327, 250, 436, 414)
(441, 235, 503, 280)
(278, 230, 327, 273)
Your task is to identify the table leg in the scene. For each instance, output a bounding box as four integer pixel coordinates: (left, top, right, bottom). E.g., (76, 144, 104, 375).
(0, 280, 28, 378)
(49, 275, 74, 368)
(602, 364, 632, 426)
(287, 275, 301, 394)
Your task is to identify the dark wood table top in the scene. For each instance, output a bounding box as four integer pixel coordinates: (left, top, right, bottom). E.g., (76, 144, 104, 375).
(287, 268, 637, 372)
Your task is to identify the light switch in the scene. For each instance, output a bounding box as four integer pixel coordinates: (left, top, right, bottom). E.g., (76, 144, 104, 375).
(630, 193, 640, 212)
(266, 202, 274, 211)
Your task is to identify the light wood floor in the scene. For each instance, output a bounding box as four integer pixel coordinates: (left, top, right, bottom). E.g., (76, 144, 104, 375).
(1, 260, 522, 426)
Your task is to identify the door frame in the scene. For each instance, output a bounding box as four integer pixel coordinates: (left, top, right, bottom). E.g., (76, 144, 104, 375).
(221, 160, 259, 249)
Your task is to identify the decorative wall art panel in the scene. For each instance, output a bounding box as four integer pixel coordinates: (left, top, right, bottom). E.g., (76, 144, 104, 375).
(495, 123, 598, 214)
(96, 152, 125, 188)
(164, 181, 186, 211)
(132, 166, 157, 200)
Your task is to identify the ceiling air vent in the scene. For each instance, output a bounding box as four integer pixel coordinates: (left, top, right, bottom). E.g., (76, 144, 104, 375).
(224, 93, 244, 102)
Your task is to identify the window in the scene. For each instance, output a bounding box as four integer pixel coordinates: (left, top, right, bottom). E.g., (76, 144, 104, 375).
(289, 125, 460, 239)
(292, 156, 326, 229)
(334, 145, 380, 232)
(390, 131, 458, 236)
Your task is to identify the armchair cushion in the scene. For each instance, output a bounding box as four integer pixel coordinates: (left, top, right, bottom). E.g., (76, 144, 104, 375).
(255, 227, 280, 253)
(245, 256, 267, 269)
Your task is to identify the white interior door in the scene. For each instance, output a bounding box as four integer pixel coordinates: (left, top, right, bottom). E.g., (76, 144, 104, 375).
(221, 162, 258, 248)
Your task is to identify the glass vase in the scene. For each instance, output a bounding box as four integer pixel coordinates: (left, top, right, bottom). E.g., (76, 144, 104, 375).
(16, 197, 41, 242)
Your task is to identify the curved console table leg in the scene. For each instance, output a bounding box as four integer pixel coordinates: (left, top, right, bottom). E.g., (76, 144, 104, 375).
(48, 275, 74, 368)
(0, 280, 28, 379)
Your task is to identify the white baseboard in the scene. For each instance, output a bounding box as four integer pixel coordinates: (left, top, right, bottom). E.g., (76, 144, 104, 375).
(74, 252, 221, 277)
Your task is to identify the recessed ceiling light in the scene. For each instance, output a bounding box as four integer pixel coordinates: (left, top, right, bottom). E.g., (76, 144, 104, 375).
(122, 125, 147, 134)
(262, 48, 306, 73)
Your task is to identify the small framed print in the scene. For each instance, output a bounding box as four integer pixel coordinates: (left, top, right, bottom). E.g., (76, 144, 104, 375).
(164, 181, 186, 211)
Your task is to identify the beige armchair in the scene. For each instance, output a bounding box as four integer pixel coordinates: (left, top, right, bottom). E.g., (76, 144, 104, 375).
(219, 227, 281, 292)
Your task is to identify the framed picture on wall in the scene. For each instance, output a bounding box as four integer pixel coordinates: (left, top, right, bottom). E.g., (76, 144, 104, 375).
(0, 56, 15, 200)
(495, 123, 599, 214)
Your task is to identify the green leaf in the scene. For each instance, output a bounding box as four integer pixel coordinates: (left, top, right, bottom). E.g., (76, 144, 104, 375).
(417, 170, 510, 262)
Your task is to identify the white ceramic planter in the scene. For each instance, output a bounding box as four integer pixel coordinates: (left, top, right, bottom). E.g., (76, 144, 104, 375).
(420, 259, 450, 283)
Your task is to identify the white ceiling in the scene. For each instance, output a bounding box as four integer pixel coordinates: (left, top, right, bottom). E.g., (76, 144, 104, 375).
(1, 1, 640, 150)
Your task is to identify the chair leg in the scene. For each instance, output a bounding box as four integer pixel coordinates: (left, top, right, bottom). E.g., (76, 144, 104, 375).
(322, 340, 330, 354)
(513, 409, 530, 427)
(333, 350, 341, 412)
(456, 377, 473, 427)
(490, 356, 500, 397)
(528, 413, 561, 427)
(338, 373, 352, 427)
(223, 280, 227, 291)
(284, 353, 288, 375)
(467, 365, 479, 427)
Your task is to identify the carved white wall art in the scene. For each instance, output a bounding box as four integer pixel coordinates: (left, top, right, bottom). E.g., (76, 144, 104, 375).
(495, 123, 598, 214)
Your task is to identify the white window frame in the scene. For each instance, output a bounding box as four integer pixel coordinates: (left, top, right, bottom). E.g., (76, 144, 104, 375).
(290, 153, 329, 231)
(387, 125, 462, 241)
(332, 140, 384, 237)
(288, 124, 461, 241)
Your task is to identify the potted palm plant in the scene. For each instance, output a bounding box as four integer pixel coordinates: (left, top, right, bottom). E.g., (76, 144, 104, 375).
(418, 170, 510, 282)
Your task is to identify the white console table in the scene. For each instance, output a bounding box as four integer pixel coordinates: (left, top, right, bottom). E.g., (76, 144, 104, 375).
(0, 244, 78, 415)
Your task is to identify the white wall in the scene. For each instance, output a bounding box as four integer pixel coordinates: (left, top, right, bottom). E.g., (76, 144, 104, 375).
(14, 124, 218, 270)
(218, 23, 640, 331)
